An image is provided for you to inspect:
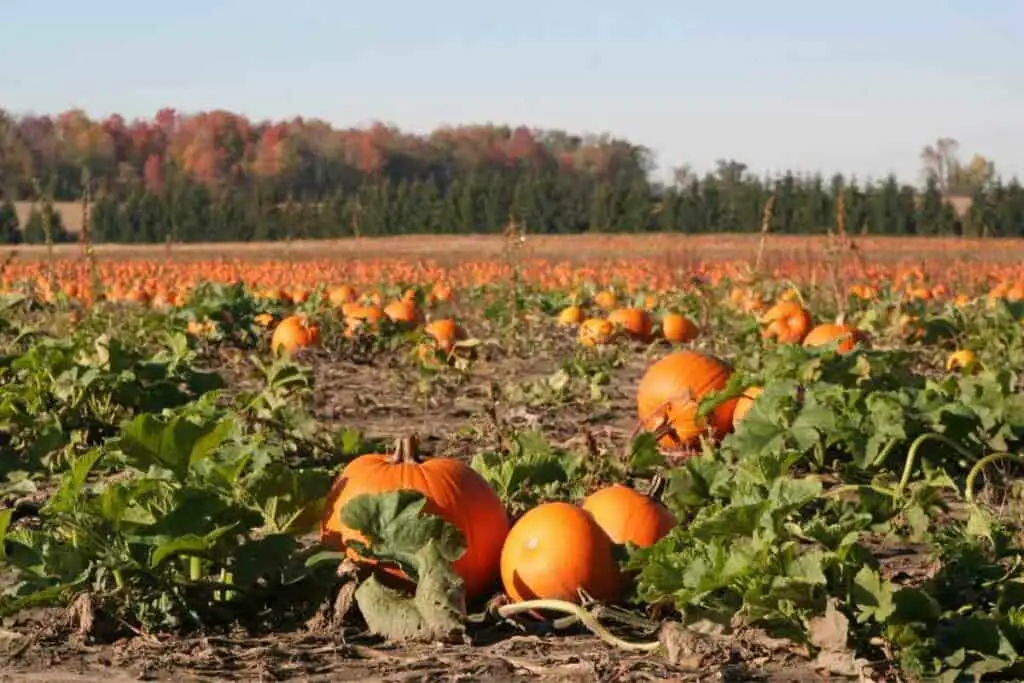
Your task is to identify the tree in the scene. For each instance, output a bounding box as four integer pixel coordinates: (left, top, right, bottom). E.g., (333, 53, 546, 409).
(920, 137, 960, 193)
(0, 196, 20, 244)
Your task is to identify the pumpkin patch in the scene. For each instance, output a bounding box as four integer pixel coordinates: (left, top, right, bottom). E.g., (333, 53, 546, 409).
(1, 234, 1023, 681)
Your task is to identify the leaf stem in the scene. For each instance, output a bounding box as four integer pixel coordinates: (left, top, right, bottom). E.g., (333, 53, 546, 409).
(496, 599, 661, 652)
(964, 452, 1024, 503)
(896, 432, 979, 497)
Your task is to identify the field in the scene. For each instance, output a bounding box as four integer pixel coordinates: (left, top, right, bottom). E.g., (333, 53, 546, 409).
(1, 233, 1023, 682)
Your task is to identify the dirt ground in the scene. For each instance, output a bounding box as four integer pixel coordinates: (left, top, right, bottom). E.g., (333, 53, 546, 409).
(5, 232, 1023, 267)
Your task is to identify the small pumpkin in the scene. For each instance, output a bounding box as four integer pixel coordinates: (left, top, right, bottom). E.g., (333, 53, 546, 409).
(320, 436, 509, 600)
(731, 386, 763, 427)
(593, 290, 618, 311)
(802, 323, 865, 353)
(557, 305, 584, 327)
(607, 308, 653, 342)
(760, 301, 813, 344)
(946, 349, 977, 373)
(383, 299, 423, 327)
(500, 501, 622, 603)
(582, 484, 675, 548)
(328, 284, 357, 307)
(423, 318, 467, 354)
(636, 350, 737, 449)
(661, 313, 699, 343)
(271, 314, 321, 355)
(578, 318, 615, 346)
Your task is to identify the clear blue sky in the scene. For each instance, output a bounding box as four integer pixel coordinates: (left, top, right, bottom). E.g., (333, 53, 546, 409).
(2, 0, 1022, 183)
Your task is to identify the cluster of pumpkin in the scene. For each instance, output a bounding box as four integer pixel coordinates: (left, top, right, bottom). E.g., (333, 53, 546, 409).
(264, 282, 468, 364)
(555, 291, 701, 347)
(318, 436, 674, 604)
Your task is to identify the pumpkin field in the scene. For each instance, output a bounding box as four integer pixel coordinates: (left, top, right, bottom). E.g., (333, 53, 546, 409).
(1, 233, 1024, 682)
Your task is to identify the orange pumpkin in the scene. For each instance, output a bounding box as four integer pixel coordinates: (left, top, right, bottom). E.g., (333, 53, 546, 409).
(731, 386, 763, 427)
(424, 318, 467, 354)
(582, 484, 675, 548)
(802, 323, 865, 354)
(320, 436, 509, 600)
(344, 304, 384, 336)
(500, 502, 622, 603)
(383, 299, 423, 326)
(328, 284, 357, 307)
(636, 350, 737, 449)
(760, 301, 813, 344)
(661, 313, 699, 343)
(578, 318, 615, 346)
(593, 290, 618, 311)
(271, 314, 321, 355)
(557, 305, 584, 327)
(607, 308, 653, 342)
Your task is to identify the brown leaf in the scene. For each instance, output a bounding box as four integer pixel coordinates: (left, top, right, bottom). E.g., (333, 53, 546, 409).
(807, 598, 848, 652)
(656, 622, 707, 670)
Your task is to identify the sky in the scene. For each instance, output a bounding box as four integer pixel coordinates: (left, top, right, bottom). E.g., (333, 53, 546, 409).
(1, 0, 1022, 184)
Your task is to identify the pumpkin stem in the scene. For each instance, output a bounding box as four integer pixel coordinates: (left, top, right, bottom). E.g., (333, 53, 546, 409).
(391, 435, 421, 464)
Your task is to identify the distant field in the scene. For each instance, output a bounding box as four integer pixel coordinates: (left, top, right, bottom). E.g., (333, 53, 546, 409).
(13, 201, 85, 233)
(2, 232, 1022, 266)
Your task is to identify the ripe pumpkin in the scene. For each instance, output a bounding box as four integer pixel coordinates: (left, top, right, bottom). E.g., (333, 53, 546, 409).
(557, 305, 584, 327)
(500, 502, 622, 603)
(802, 323, 865, 354)
(320, 436, 509, 600)
(607, 308, 653, 342)
(661, 313, 699, 343)
(578, 318, 615, 346)
(424, 318, 467, 354)
(760, 301, 813, 344)
(328, 284, 357, 308)
(582, 484, 675, 548)
(946, 349, 977, 373)
(593, 290, 618, 311)
(731, 386, 763, 427)
(636, 350, 737, 449)
(383, 299, 423, 327)
(344, 304, 384, 337)
(271, 314, 321, 355)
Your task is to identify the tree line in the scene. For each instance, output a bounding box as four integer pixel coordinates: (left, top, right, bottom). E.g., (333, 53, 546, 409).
(0, 108, 1021, 242)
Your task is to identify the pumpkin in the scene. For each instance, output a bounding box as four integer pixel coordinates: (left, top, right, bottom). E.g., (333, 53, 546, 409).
(593, 290, 618, 311)
(731, 386, 763, 427)
(802, 323, 865, 353)
(424, 318, 467, 354)
(383, 299, 423, 326)
(946, 349, 977, 373)
(500, 502, 622, 603)
(607, 308, 653, 342)
(661, 313, 699, 343)
(636, 350, 737, 449)
(328, 284, 357, 307)
(320, 436, 509, 600)
(760, 301, 812, 344)
(271, 314, 321, 355)
(581, 484, 675, 548)
(557, 305, 584, 327)
(578, 318, 615, 346)
(344, 304, 384, 336)
(254, 312, 275, 328)
(431, 281, 454, 303)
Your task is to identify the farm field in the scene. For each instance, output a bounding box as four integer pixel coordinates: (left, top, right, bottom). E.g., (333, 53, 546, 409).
(1, 234, 1023, 682)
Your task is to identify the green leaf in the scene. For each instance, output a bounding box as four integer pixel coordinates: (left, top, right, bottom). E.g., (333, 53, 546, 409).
(119, 414, 234, 480)
(340, 490, 465, 579)
(354, 538, 466, 642)
(852, 566, 895, 623)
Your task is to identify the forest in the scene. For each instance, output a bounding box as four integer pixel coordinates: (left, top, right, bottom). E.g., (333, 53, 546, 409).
(1, 108, 1022, 243)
